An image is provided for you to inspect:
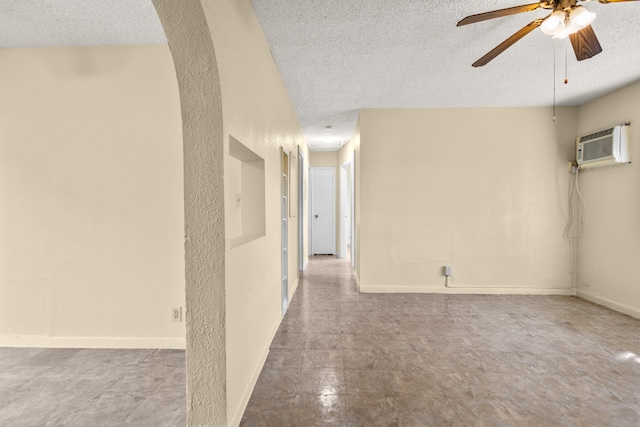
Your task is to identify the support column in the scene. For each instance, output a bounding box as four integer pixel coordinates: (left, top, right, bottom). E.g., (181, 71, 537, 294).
(152, 1, 226, 425)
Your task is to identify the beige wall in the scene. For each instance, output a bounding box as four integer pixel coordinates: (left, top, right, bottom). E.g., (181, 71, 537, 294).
(0, 45, 185, 348)
(357, 107, 578, 293)
(575, 79, 640, 317)
(200, 0, 309, 424)
(310, 151, 338, 168)
(153, 0, 229, 423)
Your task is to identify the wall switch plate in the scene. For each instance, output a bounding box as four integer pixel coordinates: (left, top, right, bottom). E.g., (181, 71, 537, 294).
(172, 307, 182, 322)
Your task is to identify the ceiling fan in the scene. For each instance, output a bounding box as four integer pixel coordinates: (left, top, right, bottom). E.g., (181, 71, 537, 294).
(458, 0, 637, 67)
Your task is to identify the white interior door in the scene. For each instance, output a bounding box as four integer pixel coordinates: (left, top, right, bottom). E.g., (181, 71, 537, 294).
(310, 167, 335, 255)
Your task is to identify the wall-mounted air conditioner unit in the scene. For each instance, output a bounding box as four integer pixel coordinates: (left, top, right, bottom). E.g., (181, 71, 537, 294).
(576, 124, 630, 168)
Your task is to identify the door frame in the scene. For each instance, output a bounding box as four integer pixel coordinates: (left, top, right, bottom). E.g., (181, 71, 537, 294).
(297, 147, 306, 271)
(281, 148, 289, 315)
(339, 158, 354, 261)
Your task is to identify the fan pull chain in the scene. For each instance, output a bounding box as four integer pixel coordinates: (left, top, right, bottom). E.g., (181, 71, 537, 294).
(553, 39, 556, 122)
(564, 39, 569, 85)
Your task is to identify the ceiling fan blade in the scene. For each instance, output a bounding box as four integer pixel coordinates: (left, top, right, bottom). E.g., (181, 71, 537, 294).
(472, 19, 544, 67)
(457, 3, 544, 27)
(569, 25, 603, 61)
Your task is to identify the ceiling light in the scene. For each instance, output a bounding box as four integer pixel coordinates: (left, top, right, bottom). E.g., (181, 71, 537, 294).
(321, 136, 339, 143)
(555, 27, 571, 39)
(541, 7, 596, 39)
(570, 6, 595, 30)
(541, 10, 566, 36)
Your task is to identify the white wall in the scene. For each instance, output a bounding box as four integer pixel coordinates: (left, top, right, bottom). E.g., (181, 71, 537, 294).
(0, 45, 185, 348)
(575, 79, 640, 317)
(357, 107, 578, 294)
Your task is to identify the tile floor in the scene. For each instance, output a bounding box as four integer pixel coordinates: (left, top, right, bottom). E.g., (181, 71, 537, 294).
(241, 256, 640, 426)
(3, 256, 640, 426)
(0, 347, 185, 426)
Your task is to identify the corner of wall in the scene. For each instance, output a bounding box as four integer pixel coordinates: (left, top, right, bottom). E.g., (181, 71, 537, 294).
(153, 0, 227, 425)
(573, 79, 640, 319)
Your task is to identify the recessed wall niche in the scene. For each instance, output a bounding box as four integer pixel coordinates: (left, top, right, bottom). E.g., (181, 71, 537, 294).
(228, 136, 266, 249)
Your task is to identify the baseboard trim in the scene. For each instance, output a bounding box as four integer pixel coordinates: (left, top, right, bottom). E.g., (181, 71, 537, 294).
(352, 270, 360, 291)
(228, 314, 281, 427)
(576, 290, 640, 320)
(359, 284, 574, 295)
(0, 335, 186, 349)
(289, 276, 300, 301)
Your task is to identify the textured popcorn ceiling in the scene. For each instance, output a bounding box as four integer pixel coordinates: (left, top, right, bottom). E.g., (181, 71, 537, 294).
(0, 0, 166, 48)
(250, 0, 640, 149)
(3, 1, 639, 150)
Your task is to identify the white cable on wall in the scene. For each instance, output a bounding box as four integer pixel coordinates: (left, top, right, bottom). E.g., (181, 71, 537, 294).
(564, 167, 585, 242)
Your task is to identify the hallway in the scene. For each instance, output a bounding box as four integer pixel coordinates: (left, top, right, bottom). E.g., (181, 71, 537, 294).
(241, 256, 640, 426)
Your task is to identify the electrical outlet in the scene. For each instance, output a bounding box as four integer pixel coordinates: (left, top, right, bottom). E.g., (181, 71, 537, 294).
(568, 161, 578, 173)
(172, 307, 182, 322)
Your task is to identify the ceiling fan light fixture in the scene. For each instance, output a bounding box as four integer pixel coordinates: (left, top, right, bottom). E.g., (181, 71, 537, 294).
(541, 10, 566, 36)
(554, 27, 571, 39)
(570, 6, 596, 30)
(457, 0, 606, 67)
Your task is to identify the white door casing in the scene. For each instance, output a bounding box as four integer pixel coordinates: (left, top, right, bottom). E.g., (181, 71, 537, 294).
(339, 157, 355, 265)
(281, 149, 289, 314)
(298, 148, 306, 271)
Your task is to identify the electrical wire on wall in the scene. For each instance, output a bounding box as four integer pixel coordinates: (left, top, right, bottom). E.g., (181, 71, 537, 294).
(564, 167, 586, 242)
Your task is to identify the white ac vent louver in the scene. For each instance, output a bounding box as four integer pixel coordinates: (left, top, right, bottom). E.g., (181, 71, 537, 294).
(576, 124, 630, 168)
